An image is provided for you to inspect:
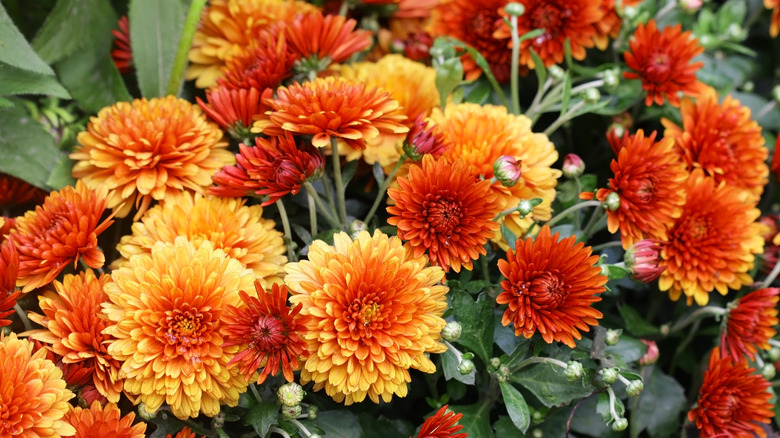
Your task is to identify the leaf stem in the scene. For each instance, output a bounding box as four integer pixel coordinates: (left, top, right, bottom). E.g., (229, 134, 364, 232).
(304, 182, 341, 229)
(165, 0, 208, 96)
(545, 200, 602, 228)
(14, 303, 32, 332)
(762, 249, 780, 287)
(288, 419, 313, 437)
(543, 100, 586, 137)
(330, 138, 348, 228)
(307, 190, 317, 237)
(511, 355, 568, 373)
(591, 240, 623, 252)
(363, 158, 404, 224)
(276, 200, 296, 262)
(666, 306, 727, 335)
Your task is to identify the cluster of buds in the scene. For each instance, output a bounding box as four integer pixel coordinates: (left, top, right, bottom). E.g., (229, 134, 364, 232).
(278, 382, 306, 419)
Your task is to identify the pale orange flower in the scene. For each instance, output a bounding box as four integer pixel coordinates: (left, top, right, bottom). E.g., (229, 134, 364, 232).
(65, 401, 146, 438)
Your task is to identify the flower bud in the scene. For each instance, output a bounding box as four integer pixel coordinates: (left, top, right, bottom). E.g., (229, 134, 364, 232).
(605, 192, 620, 212)
(532, 428, 543, 438)
(281, 404, 302, 419)
(517, 199, 534, 217)
(742, 81, 755, 93)
(404, 115, 448, 160)
(679, 0, 702, 12)
(390, 38, 406, 54)
(277, 382, 305, 407)
(625, 239, 664, 283)
(768, 347, 780, 362)
(562, 154, 585, 179)
(498, 364, 511, 378)
(564, 361, 584, 381)
(600, 367, 619, 384)
(762, 363, 777, 380)
(605, 329, 621, 346)
(458, 359, 475, 375)
(773, 85, 780, 106)
(504, 2, 525, 16)
(698, 34, 714, 47)
(548, 65, 565, 82)
(626, 379, 644, 397)
(137, 402, 157, 420)
(611, 417, 628, 432)
(583, 88, 601, 104)
(531, 409, 545, 424)
(212, 412, 225, 429)
(442, 321, 462, 342)
(493, 155, 523, 187)
(603, 69, 620, 90)
(726, 23, 745, 40)
(490, 357, 502, 369)
(348, 220, 368, 240)
(639, 339, 659, 365)
(307, 405, 318, 420)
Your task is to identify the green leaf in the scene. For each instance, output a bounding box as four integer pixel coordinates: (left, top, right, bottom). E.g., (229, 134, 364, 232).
(500, 222, 517, 250)
(0, 102, 60, 190)
(450, 403, 494, 438)
(45, 153, 77, 189)
(434, 57, 464, 108)
(357, 414, 411, 438)
(529, 48, 546, 91)
(55, 49, 131, 114)
(341, 159, 358, 186)
(606, 264, 628, 280)
(499, 381, 530, 433)
(441, 347, 476, 385)
(245, 401, 279, 437)
(146, 411, 192, 438)
(560, 71, 571, 115)
(0, 63, 70, 99)
(129, 0, 185, 97)
(604, 335, 647, 365)
(291, 223, 312, 245)
(372, 162, 385, 186)
(510, 362, 595, 408)
(451, 290, 494, 363)
(464, 78, 492, 104)
(31, 0, 117, 65)
(633, 366, 686, 438)
(596, 391, 612, 422)
(0, 3, 54, 75)
(617, 304, 661, 337)
(317, 411, 362, 438)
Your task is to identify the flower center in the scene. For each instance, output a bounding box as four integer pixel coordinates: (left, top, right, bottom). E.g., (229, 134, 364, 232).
(251, 315, 287, 352)
(346, 293, 385, 336)
(632, 177, 657, 203)
(645, 51, 672, 82)
(528, 271, 566, 308)
(162, 308, 210, 354)
(423, 194, 462, 236)
(469, 10, 497, 41)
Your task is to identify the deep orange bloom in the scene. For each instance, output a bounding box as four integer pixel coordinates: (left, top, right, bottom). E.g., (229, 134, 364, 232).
(8, 181, 112, 292)
(210, 134, 325, 206)
(285, 230, 449, 404)
(658, 170, 764, 306)
(722, 288, 779, 363)
(223, 282, 309, 383)
(587, 130, 687, 249)
(285, 11, 372, 73)
(387, 155, 500, 272)
(404, 115, 450, 159)
(766, 0, 780, 37)
(0, 216, 13, 244)
(196, 86, 266, 140)
(624, 20, 704, 107)
(65, 401, 146, 438)
(0, 242, 20, 327)
(591, 0, 643, 50)
(27, 270, 124, 403)
(111, 16, 133, 74)
(263, 76, 409, 150)
(71, 96, 232, 220)
(497, 226, 607, 348)
(415, 405, 468, 438)
(217, 24, 295, 92)
(663, 90, 768, 203)
(494, 0, 604, 69)
(0, 333, 75, 437)
(688, 348, 774, 437)
(166, 427, 203, 438)
(0, 172, 47, 207)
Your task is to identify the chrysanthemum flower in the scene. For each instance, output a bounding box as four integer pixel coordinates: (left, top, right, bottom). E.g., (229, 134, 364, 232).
(217, 25, 295, 92)
(387, 155, 500, 272)
(0, 172, 48, 207)
(722, 288, 779, 362)
(623, 19, 704, 107)
(196, 87, 266, 141)
(223, 282, 309, 383)
(493, 0, 603, 69)
(585, 130, 687, 249)
(658, 170, 764, 306)
(415, 405, 468, 438)
(26, 270, 124, 403)
(9, 181, 112, 292)
(766, 0, 780, 37)
(497, 226, 607, 348)
(688, 348, 774, 437)
(104, 237, 255, 419)
(71, 96, 233, 220)
(0, 333, 76, 437)
(111, 16, 133, 74)
(114, 192, 287, 287)
(624, 239, 665, 283)
(65, 401, 146, 438)
(404, 115, 451, 160)
(431, 103, 560, 247)
(210, 134, 325, 206)
(186, 0, 318, 88)
(591, 0, 642, 50)
(166, 427, 202, 438)
(0, 242, 20, 327)
(662, 90, 768, 203)
(262, 76, 409, 150)
(285, 230, 449, 404)
(428, 0, 511, 82)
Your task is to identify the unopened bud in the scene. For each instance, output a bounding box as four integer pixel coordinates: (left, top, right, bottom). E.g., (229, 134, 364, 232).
(605, 192, 621, 212)
(698, 34, 714, 47)
(639, 339, 659, 365)
(504, 2, 525, 16)
(277, 382, 305, 407)
(583, 88, 601, 104)
(626, 379, 644, 397)
(490, 357, 502, 369)
(532, 428, 543, 438)
(603, 69, 620, 90)
(625, 239, 664, 283)
(458, 359, 475, 375)
(498, 364, 511, 378)
(773, 86, 780, 105)
(442, 321, 462, 342)
(307, 405, 318, 420)
(548, 65, 565, 82)
(562, 154, 584, 178)
(679, 0, 702, 12)
(623, 6, 639, 19)
(309, 435, 322, 438)
(564, 361, 584, 381)
(518, 199, 534, 217)
(493, 155, 523, 187)
(762, 363, 777, 380)
(742, 81, 755, 93)
(348, 220, 368, 240)
(768, 347, 780, 362)
(390, 38, 406, 54)
(605, 329, 622, 346)
(600, 367, 619, 384)
(212, 412, 225, 429)
(612, 417, 628, 432)
(137, 402, 157, 420)
(281, 404, 302, 419)
(727, 23, 744, 40)
(531, 410, 545, 423)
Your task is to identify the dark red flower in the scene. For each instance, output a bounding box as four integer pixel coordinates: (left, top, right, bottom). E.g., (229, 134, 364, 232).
(111, 16, 133, 74)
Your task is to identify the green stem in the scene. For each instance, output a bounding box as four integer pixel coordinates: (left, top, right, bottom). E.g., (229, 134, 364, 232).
(321, 174, 337, 214)
(569, 79, 604, 96)
(591, 241, 623, 252)
(666, 306, 727, 335)
(545, 200, 601, 228)
(582, 207, 606, 239)
(165, 0, 208, 96)
(183, 419, 213, 437)
(288, 419, 313, 437)
(330, 138, 348, 227)
(755, 101, 776, 121)
(654, 0, 676, 21)
(762, 249, 780, 287)
(14, 303, 32, 332)
(525, 78, 552, 124)
(276, 200, 296, 262)
(270, 427, 292, 438)
(363, 159, 404, 224)
(250, 383, 263, 403)
(511, 355, 568, 373)
(307, 190, 318, 237)
(509, 15, 521, 115)
(606, 386, 621, 421)
(338, 0, 349, 17)
(669, 318, 702, 375)
(304, 182, 340, 228)
(543, 100, 586, 137)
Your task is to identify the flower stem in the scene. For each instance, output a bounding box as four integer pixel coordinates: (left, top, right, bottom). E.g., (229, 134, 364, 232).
(762, 250, 780, 287)
(569, 79, 605, 96)
(591, 240, 623, 252)
(666, 306, 727, 335)
(165, 0, 208, 96)
(250, 383, 263, 404)
(509, 15, 521, 115)
(511, 355, 568, 373)
(545, 200, 602, 228)
(669, 318, 702, 375)
(583, 206, 606, 239)
(307, 190, 318, 237)
(755, 101, 776, 121)
(363, 158, 404, 225)
(288, 419, 313, 437)
(270, 427, 292, 438)
(304, 182, 341, 229)
(544, 100, 586, 137)
(338, 0, 350, 17)
(276, 200, 296, 262)
(330, 138, 348, 228)
(655, 0, 676, 21)
(14, 303, 32, 332)
(607, 386, 621, 421)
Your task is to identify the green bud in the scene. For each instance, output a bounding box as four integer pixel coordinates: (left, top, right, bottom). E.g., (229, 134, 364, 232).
(504, 2, 525, 16)
(612, 417, 628, 432)
(600, 367, 619, 384)
(742, 81, 755, 93)
(458, 359, 475, 375)
(137, 402, 157, 421)
(762, 363, 777, 380)
(532, 428, 543, 438)
(310, 435, 323, 438)
(461, 352, 475, 361)
(698, 34, 714, 47)
(532, 410, 545, 424)
(564, 361, 584, 381)
(605, 329, 622, 346)
(726, 23, 744, 40)
(773, 85, 780, 105)
(212, 412, 225, 429)
(548, 65, 565, 82)
(605, 192, 621, 212)
(603, 69, 620, 90)
(623, 6, 639, 19)
(442, 321, 462, 342)
(583, 88, 601, 104)
(626, 379, 644, 397)
(307, 405, 318, 420)
(490, 357, 502, 369)
(281, 404, 302, 419)
(277, 382, 305, 407)
(768, 347, 780, 362)
(348, 220, 368, 240)
(518, 199, 534, 217)
(498, 364, 511, 377)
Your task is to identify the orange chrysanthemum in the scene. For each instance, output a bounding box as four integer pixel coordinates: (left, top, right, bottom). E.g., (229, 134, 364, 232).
(71, 96, 232, 220)
(114, 192, 287, 287)
(766, 0, 780, 37)
(722, 288, 779, 363)
(104, 237, 255, 419)
(111, 16, 133, 74)
(658, 170, 764, 306)
(493, 0, 603, 69)
(688, 348, 774, 438)
(197, 86, 266, 141)
(9, 181, 112, 292)
(0, 333, 76, 437)
(26, 270, 124, 403)
(415, 405, 468, 438)
(0, 172, 47, 208)
(285, 230, 448, 404)
(0, 242, 20, 327)
(186, 0, 318, 88)
(285, 11, 372, 75)
(428, 0, 511, 82)
(662, 90, 768, 203)
(432, 103, 560, 247)
(166, 427, 203, 438)
(387, 155, 500, 272)
(624, 19, 704, 107)
(585, 130, 687, 249)
(65, 401, 146, 438)
(497, 226, 607, 348)
(592, 0, 642, 50)
(223, 282, 309, 383)
(217, 25, 295, 92)
(262, 76, 409, 150)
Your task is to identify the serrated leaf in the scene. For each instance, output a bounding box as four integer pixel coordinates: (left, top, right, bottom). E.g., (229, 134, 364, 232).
(0, 3, 54, 75)
(450, 404, 494, 438)
(341, 159, 358, 186)
(0, 102, 60, 190)
(441, 347, 476, 385)
(32, 0, 117, 65)
(509, 362, 596, 408)
(317, 411, 362, 438)
(499, 381, 530, 433)
(0, 63, 70, 99)
(245, 401, 279, 437)
(617, 304, 661, 337)
(129, 0, 185, 97)
(451, 290, 494, 363)
(633, 366, 686, 438)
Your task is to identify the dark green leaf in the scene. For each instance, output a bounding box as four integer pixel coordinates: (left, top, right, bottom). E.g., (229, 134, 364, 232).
(55, 49, 131, 113)
(450, 403, 494, 438)
(357, 414, 410, 438)
(0, 63, 70, 99)
(510, 362, 596, 408)
(451, 290, 494, 363)
(500, 222, 517, 250)
(494, 308, 523, 354)
(499, 381, 530, 433)
(0, 3, 54, 75)
(596, 391, 612, 422)
(465, 78, 492, 104)
(633, 366, 686, 438)
(0, 102, 60, 189)
(604, 335, 647, 365)
(441, 347, 476, 385)
(32, 0, 117, 65)
(617, 304, 660, 337)
(0, 97, 13, 108)
(291, 223, 312, 245)
(492, 416, 518, 435)
(45, 153, 76, 189)
(341, 159, 358, 186)
(570, 393, 622, 438)
(245, 401, 279, 437)
(146, 411, 192, 438)
(529, 48, 546, 93)
(317, 410, 362, 438)
(215, 430, 230, 438)
(372, 162, 385, 186)
(129, 0, 185, 97)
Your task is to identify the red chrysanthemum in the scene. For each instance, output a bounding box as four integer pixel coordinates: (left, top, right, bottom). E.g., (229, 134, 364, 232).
(111, 16, 133, 74)
(65, 401, 146, 438)
(8, 181, 113, 292)
(285, 11, 372, 75)
(218, 24, 296, 92)
(624, 19, 704, 107)
(497, 225, 607, 348)
(722, 288, 779, 363)
(387, 155, 500, 272)
(662, 89, 768, 203)
(197, 86, 267, 140)
(0, 241, 20, 327)
(414, 405, 468, 438)
(688, 348, 774, 437)
(404, 115, 451, 159)
(210, 133, 325, 205)
(223, 281, 309, 383)
(0, 172, 47, 208)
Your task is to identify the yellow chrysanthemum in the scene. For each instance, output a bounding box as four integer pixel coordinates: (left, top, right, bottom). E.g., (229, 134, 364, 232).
(431, 103, 561, 248)
(114, 192, 287, 286)
(285, 230, 448, 405)
(0, 333, 76, 437)
(104, 237, 255, 419)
